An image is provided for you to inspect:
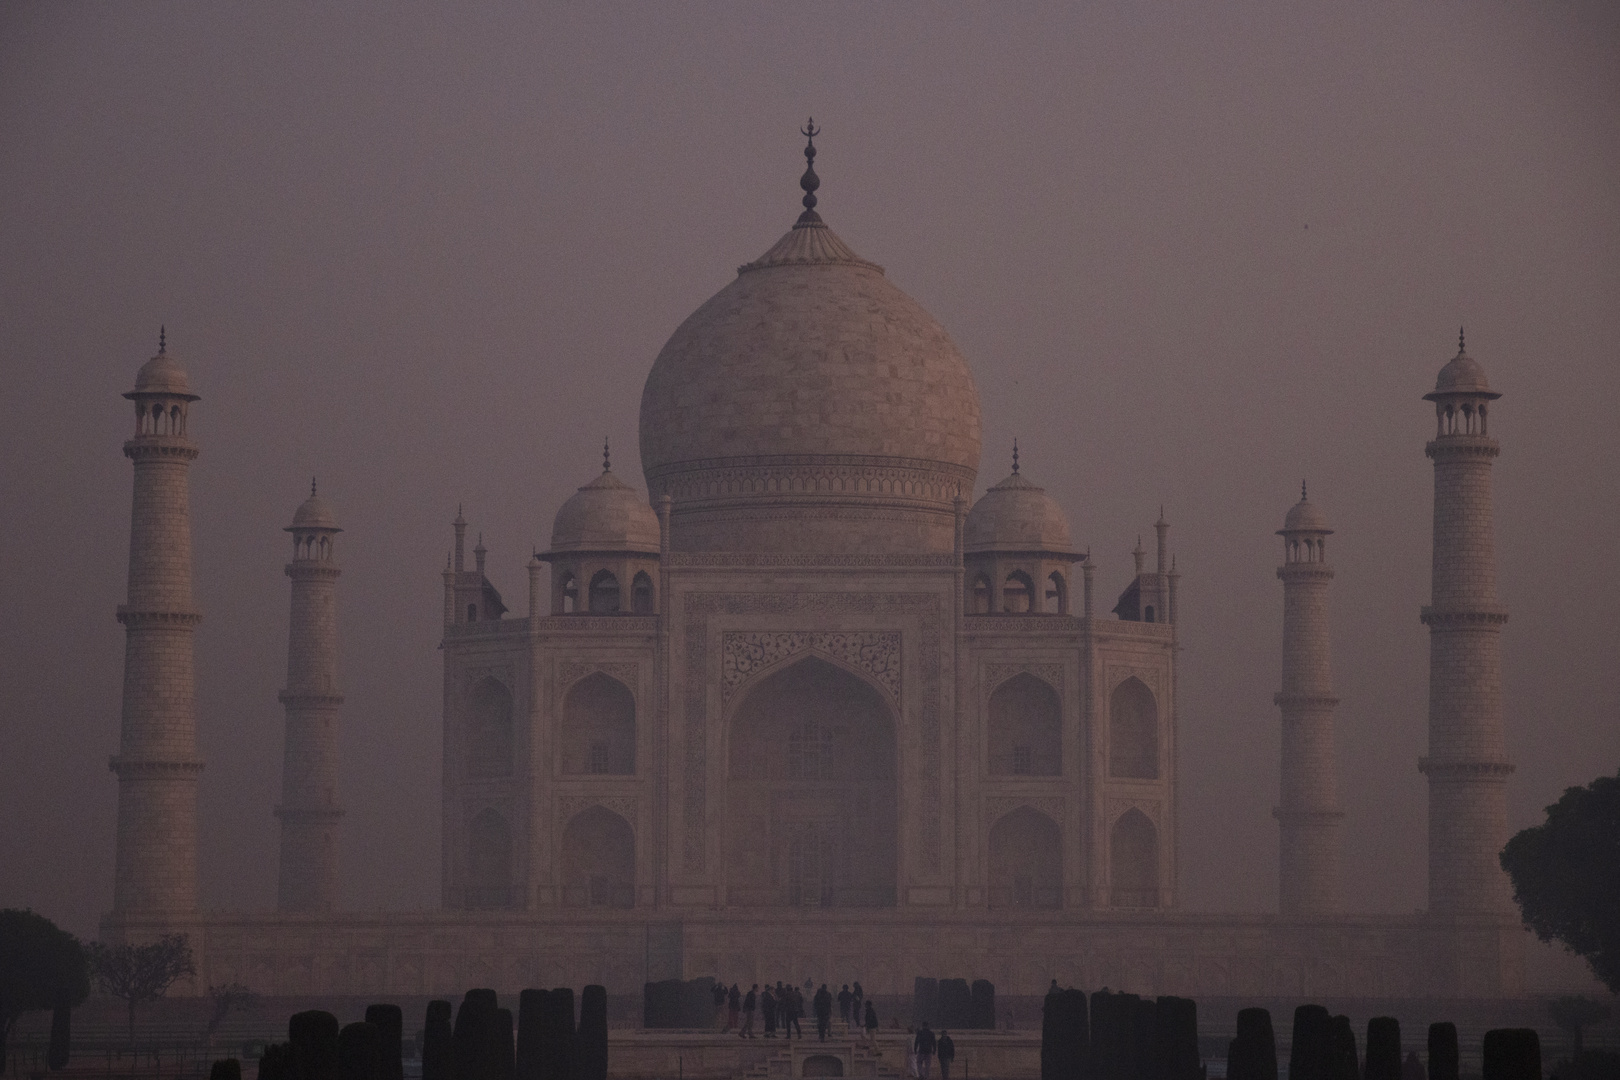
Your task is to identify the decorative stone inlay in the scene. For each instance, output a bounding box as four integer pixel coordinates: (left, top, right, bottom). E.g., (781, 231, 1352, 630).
(721, 631, 901, 703)
(557, 795, 638, 824)
(983, 796, 1063, 825)
(682, 591, 944, 874)
(667, 552, 958, 569)
(982, 662, 1064, 695)
(557, 661, 639, 692)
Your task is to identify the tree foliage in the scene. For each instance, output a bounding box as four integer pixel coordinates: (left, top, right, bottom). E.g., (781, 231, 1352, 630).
(1501, 770, 1620, 994)
(86, 934, 195, 1042)
(0, 909, 89, 1069)
(1548, 998, 1611, 1056)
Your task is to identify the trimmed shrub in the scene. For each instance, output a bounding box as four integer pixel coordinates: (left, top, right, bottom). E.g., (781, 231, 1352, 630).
(365, 1006, 404, 1080)
(258, 1043, 291, 1080)
(210, 1061, 243, 1080)
(1154, 997, 1200, 1080)
(1228, 1008, 1277, 1080)
(422, 1002, 453, 1080)
(915, 979, 941, 1026)
(1290, 1006, 1333, 1080)
(642, 979, 713, 1029)
(338, 1022, 381, 1080)
(1484, 1029, 1541, 1080)
(454, 991, 498, 1080)
(516, 990, 544, 1080)
(577, 986, 608, 1080)
(491, 1009, 515, 1080)
(938, 980, 972, 1029)
(290, 1011, 341, 1080)
(1041, 987, 1089, 1080)
(1429, 1024, 1460, 1080)
(1366, 1018, 1402, 1080)
(1330, 1015, 1359, 1080)
(541, 989, 573, 1080)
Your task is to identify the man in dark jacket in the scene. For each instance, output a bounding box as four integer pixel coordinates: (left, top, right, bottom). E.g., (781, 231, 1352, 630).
(837, 985, 853, 1033)
(937, 1030, 955, 1080)
(914, 1022, 937, 1080)
(814, 984, 834, 1041)
(761, 985, 777, 1038)
(741, 985, 758, 1038)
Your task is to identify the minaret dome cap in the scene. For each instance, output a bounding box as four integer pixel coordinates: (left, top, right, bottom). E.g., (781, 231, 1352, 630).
(1425, 334, 1500, 401)
(1280, 495, 1332, 535)
(127, 348, 200, 401)
(964, 469, 1080, 555)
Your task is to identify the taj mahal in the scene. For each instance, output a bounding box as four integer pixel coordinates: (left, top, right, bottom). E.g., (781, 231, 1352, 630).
(102, 132, 1523, 1002)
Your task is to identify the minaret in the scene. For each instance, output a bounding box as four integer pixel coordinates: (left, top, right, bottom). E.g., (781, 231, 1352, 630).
(275, 482, 344, 911)
(1274, 483, 1342, 914)
(1420, 331, 1514, 916)
(111, 328, 203, 917)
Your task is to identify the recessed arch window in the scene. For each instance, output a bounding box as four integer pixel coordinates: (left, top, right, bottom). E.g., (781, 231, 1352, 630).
(562, 672, 635, 775)
(468, 677, 513, 777)
(1110, 808, 1159, 908)
(987, 673, 1061, 776)
(988, 807, 1061, 909)
(1109, 677, 1158, 779)
(971, 575, 991, 614)
(466, 808, 513, 909)
(561, 806, 635, 908)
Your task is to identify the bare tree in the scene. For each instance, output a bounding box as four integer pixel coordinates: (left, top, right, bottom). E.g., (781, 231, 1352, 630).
(85, 935, 195, 1044)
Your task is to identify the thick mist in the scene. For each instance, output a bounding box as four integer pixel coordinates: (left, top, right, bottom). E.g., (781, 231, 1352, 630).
(0, 4, 1615, 987)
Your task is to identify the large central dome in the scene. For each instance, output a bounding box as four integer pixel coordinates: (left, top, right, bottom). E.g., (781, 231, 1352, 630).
(639, 166, 983, 554)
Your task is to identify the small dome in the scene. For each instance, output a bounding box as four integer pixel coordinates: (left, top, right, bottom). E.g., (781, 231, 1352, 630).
(131, 350, 198, 399)
(964, 471, 1078, 554)
(290, 492, 339, 531)
(549, 469, 661, 555)
(1281, 497, 1331, 534)
(1425, 337, 1500, 401)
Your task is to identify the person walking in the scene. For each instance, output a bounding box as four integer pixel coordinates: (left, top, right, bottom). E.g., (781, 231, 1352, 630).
(741, 985, 758, 1038)
(864, 1000, 879, 1048)
(762, 985, 777, 1038)
(814, 984, 833, 1042)
(937, 1030, 955, 1080)
(913, 1022, 937, 1080)
(788, 985, 804, 1039)
(728, 983, 741, 1032)
(837, 985, 853, 1033)
(850, 982, 864, 1034)
(712, 981, 728, 1030)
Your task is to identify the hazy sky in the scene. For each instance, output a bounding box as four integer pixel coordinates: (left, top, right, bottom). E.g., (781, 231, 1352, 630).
(2, 3, 1616, 963)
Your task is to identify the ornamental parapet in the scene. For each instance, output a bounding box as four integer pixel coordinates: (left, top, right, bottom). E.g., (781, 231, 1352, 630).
(1274, 692, 1340, 708)
(123, 438, 200, 462)
(1277, 564, 1334, 581)
(1424, 436, 1500, 461)
(108, 756, 204, 776)
(1417, 756, 1515, 778)
(1420, 606, 1508, 626)
(278, 690, 345, 706)
(116, 606, 202, 627)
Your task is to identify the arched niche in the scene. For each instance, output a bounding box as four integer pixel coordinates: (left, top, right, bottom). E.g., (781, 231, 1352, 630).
(466, 808, 513, 909)
(988, 806, 1061, 909)
(1045, 572, 1067, 614)
(726, 656, 897, 908)
(1109, 677, 1158, 779)
(468, 677, 514, 777)
(631, 572, 655, 614)
(561, 672, 635, 775)
(1110, 808, 1159, 908)
(987, 672, 1061, 776)
(561, 806, 635, 908)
